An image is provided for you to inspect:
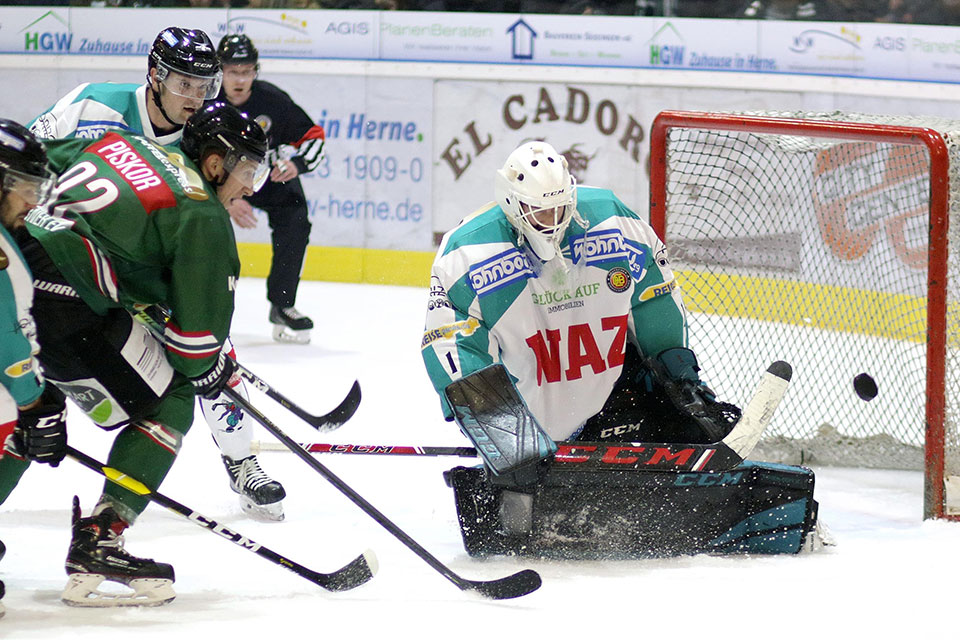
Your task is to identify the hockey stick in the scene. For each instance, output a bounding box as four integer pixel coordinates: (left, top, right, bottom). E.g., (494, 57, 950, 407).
(556, 360, 793, 472)
(251, 441, 478, 457)
(65, 446, 377, 593)
(248, 360, 792, 473)
(132, 308, 360, 432)
(235, 363, 361, 432)
(223, 386, 542, 600)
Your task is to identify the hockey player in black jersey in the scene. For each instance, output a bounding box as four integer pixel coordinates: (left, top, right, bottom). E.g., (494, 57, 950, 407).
(215, 34, 325, 344)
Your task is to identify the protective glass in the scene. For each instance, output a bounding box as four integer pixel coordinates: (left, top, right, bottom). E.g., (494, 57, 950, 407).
(2, 165, 56, 206)
(223, 150, 269, 192)
(157, 64, 223, 101)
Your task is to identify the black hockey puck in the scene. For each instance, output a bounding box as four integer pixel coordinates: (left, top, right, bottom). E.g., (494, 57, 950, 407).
(854, 373, 878, 402)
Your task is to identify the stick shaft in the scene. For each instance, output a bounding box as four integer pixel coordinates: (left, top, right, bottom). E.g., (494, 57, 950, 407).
(65, 445, 374, 592)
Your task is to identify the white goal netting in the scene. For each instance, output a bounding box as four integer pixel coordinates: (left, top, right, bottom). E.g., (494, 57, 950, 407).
(653, 111, 960, 517)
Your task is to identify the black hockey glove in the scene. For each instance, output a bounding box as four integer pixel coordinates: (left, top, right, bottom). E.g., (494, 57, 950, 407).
(14, 384, 68, 467)
(190, 350, 237, 400)
(647, 347, 741, 443)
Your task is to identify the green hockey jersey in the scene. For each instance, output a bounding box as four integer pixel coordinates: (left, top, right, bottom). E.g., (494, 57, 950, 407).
(29, 82, 182, 146)
(27, 131, 238, 378)
(421, 187, 689, 441)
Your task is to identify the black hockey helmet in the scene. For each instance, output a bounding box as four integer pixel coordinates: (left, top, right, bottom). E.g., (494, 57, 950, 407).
(217, 34, 259, 66)
(181, 102, 269, 192)
(0, 119, 54, 206)
(148, 27, 222, 100)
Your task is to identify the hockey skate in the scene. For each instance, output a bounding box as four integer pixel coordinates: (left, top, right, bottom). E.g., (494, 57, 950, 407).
(223, 455, 286, 521)
(62, 497, 175, 607)
(269, 305, 313, 344)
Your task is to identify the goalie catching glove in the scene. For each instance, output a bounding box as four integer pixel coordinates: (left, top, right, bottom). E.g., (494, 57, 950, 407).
(644, 347, 741, 443)
(14, 384, 68, 466)
(190, 350, 237, 400)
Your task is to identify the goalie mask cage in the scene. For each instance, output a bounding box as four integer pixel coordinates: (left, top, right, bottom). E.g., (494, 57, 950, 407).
(649, 110, 960, 520)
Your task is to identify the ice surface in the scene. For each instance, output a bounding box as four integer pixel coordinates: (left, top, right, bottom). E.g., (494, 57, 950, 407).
(1, 278, 957, 639)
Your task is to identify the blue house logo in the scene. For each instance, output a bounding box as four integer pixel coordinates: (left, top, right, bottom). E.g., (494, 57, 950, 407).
(507, 19, 537, 60)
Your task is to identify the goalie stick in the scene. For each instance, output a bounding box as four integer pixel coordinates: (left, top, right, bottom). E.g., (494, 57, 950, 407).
(66, 446, 377, 593)
(223, 386, 542, 600)
(250, 360, 793, 473)
(235, 363, 361, 432)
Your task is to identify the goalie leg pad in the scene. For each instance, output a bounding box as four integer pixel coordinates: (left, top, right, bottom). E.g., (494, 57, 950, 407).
(445, 460, 818, 558)
(444, 466, 529, 557)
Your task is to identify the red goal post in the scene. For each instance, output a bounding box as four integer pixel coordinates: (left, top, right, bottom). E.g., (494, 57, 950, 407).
(649, 110, 956, 520)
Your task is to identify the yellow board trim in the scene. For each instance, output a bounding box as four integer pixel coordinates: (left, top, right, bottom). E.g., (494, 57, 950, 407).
(675, 270, 936, 345)
(237, 243, 434, 288)
(236, 247, 957, 346)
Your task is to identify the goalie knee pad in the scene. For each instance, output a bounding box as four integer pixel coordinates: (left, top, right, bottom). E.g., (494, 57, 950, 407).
(445, 460, 819, 558)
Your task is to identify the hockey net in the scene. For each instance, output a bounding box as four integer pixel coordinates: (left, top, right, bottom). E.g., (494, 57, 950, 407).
(649, 110, 960, 520)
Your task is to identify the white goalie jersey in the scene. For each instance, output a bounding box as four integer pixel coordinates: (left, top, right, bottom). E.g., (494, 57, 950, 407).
(421, 186, 690, 441)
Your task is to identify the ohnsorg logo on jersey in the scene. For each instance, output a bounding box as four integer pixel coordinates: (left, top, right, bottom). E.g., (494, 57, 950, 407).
(572, 229, 647, 280)
(469, 249, 533, 297)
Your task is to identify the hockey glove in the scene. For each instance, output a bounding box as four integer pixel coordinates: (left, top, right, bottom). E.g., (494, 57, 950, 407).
(647, 347, 741, 443)
(14, 384, 68, 466)
(190, 350, 237, 400)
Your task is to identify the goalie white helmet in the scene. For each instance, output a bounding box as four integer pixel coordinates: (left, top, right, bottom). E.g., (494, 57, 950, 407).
(495, 141, 579, 261)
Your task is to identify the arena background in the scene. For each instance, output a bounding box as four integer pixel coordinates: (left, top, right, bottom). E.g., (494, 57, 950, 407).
(1, 7, 958, 287)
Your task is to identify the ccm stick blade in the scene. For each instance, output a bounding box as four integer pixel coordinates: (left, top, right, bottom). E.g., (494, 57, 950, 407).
(237, 364, 362, 432)
(313, 550, 379, 592)
(461, 569, 542, 600)
(313, 380, 362, 431)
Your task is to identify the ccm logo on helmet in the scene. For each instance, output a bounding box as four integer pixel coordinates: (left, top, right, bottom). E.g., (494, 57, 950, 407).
(542, 189, 565, 197)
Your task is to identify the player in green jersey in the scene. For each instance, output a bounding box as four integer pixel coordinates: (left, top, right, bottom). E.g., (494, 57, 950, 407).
(0, 119, 67, 618)
(30, 27, 288, 522)
(5, 103, 267, 607)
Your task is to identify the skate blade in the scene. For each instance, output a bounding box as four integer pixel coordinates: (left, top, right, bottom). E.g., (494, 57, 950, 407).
(62, 573, 175, 607)
(239, 495, 285, 522)
(271, 325, 311, 345)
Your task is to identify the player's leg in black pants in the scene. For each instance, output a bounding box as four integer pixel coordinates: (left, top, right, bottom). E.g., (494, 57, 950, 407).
(266, 195, 311, 311)
(265, 185, 313, 342)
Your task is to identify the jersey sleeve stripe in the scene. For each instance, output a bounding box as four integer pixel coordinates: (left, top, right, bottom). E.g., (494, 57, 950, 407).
(162, 322, 221, 359)
(81, 237, 119, 302)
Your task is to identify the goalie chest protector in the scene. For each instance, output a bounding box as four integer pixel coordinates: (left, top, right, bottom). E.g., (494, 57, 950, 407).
(444, 460, 818, 558)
